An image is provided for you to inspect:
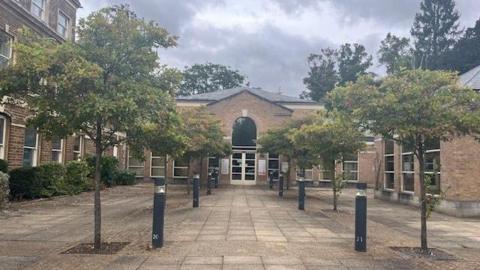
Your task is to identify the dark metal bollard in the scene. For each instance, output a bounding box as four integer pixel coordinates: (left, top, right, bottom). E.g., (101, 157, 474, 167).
(269, 172, 274, 190)
(207, 173, 212, 195)
(193, 174, 200, 208)
(278, 173, 284, 197)
(214, 169, 219, 188)
(297, 178, 305, 210)
(152, 178, 166, 248)
(355, 182, 367, 252)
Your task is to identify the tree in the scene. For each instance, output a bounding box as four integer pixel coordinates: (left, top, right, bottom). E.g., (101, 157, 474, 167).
(328, 70, 480, 251)
(443, 18, 480, 73)
(0, 6, 178, 251)
(378, 33, 413, 74)
(178, 63, 245, 96)
(411, 0, 461, 70)
(337, 43, 372, 85)
(291, 111, 365, 211)
(301, 49, 338, 102)
(180, 107, 231, 182)
(257, 116, 317, 185)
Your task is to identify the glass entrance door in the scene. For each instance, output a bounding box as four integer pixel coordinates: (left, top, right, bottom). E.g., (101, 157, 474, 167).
(231, 151, 256, 185)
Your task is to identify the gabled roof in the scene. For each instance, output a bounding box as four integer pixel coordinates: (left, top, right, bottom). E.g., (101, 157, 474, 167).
(176, 87, 319, 105)
(460, 65, 480, 90)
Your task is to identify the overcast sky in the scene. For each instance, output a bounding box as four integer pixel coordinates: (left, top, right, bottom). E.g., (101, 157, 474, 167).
(78, 0, 480, 97)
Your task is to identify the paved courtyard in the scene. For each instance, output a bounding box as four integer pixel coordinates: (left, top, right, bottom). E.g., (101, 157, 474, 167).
(0, 183, 479, 270)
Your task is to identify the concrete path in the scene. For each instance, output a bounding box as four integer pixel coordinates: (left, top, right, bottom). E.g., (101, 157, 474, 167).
(0, 183, 479, 269)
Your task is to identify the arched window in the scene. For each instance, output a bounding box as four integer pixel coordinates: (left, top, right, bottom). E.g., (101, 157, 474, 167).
(232, 117, 257, 148)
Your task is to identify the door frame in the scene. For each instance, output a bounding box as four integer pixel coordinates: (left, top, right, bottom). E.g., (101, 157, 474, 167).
(230, 150, 257, 185)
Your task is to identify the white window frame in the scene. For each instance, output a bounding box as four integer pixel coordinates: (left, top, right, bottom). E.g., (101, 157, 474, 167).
(425, 148, 441, 194)
(0, 116, 6, 160)
(0, 31, 13, 69)
(128, 153, 144, 178)
(31, 0, 46, 20)
(342, 154, 359, 182)
(318, 159, 335, 182)
(51, 137, 63, 163)
(384, 140, 395, 190)
(401, 150, 415, 193)
(57, 11, 70, 39)
(173, 159, 189, 180)
(23, 128, 39, 167)
(150, 153, 166, 178)
(73, 135, 83, 160)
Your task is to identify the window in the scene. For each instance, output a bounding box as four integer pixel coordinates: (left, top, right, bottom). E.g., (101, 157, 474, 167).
(23, 127, 38, 167)
(31, 0, 45, 19)
(51, 136, 63, 163)
(150, 152, 165, 178)
(73, 135, 83, 160)
(173, 158, 189, 181)
(343, 153, 358, 181)
(401, 146, 414, 192)
(0, 31, 12, 69)
(384, 139, 395, 189)
(0, 116, 6, 159)
(128, 153, 144, 178)
(208, 156, 220, 174)
(267, 154, 280, 180)
(57, 11, 70, 38)
(425, 139, 440, 194)
(297, 166, 313, 180)
(319, 159, 335, 181)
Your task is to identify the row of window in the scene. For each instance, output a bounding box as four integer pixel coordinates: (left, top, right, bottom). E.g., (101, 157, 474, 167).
(28, 0, 71, 39)
(384, 139, 441, 193)
(21, 127, 85, 167)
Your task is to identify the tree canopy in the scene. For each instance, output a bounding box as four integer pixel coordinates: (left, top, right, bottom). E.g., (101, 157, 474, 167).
(411, 0, 461, 70)
(290, 111, 365, 210)
(328, 69, 480, 251)
(378, 33, 413, 74)
(301, 49, 338, 102)
(443, 18, 480, 73)
(0, 5, 179, 251)
(302, 43, 372, 102)
(178, 63, 246, 96)
(180, 107, 231, 161)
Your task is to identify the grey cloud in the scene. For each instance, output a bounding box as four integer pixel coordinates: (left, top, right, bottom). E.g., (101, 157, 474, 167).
(161, 24, 334, 96)
(79, 0, 480, 98)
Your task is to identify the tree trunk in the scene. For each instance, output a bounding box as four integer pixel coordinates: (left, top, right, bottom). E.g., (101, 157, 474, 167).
(333, 187, 337, 211)
(93, 124, 103, 251)
(416, 136, 428, 251)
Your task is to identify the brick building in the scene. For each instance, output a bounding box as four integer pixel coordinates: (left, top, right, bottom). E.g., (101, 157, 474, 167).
(0, 0, 127, 169)
(129, 87, 377, 188)
(373, 65, 480, 217)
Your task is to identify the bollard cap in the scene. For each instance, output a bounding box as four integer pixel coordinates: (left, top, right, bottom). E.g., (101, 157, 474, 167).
(356, 182, 367, 190)
(155, 185, 166, 194)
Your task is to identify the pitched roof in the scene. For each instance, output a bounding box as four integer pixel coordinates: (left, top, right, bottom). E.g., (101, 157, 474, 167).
(460, 65, 480, 90)
(176, 87, 318, 105)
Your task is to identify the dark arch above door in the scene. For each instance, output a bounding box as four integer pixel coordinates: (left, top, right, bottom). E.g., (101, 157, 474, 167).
(232, 117, 257, 147)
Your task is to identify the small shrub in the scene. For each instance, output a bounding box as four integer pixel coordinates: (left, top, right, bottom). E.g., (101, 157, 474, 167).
(0, 172, 9, 209)
(36, 163, 67, 197)
(86, 156, 119, 187)
(9, 167, 41, 199)
(65, 160, 90, 194)
(114, 170, 136, 185)
(0, 159, 8, 173)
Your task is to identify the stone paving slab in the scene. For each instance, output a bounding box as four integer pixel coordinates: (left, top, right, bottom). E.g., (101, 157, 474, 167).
(0, 183, 479, 269)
